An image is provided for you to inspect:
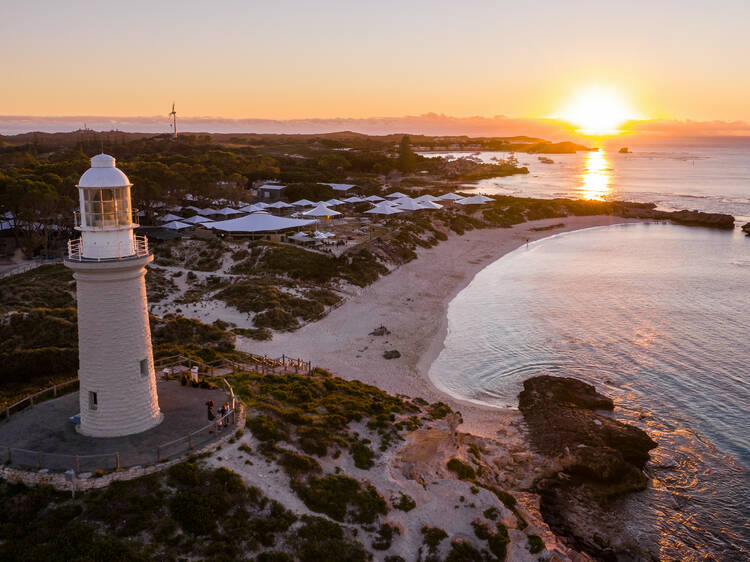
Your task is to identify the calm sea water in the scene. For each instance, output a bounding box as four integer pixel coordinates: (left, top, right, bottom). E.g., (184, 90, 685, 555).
(420, 136, 750, 223)
(429, 223, 750, 559)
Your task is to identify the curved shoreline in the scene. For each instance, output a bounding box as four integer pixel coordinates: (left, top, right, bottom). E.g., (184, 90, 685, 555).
(237, 215, 644, 435)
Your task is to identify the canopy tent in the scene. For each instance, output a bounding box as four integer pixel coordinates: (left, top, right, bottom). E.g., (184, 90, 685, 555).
(158, 213, 183, 222)
(323, 183, 356, 193)
(183, 205, 203, 212)
(437, 192, 466, 201)
(288, 231, 313, 242)
(365, 203, 403, 215)
(394, 199, 425, 211)
(414, 194, 440, 202)
(342, 196, 364, 203)
(418, 200, 443, 210)
(456, 195, 494, 205)
(364, 195, 385, 202)
(291, 199, 316, 207)
(267, 201, 293, 208)
(385, 191, 407, 199)
(207, 212, 315, 234)
(325, 198, 345, 206)
(302, 204, 342, 218)
(254, 202, 271, 209)
(162, 220, 192, 230)
(239, 204, 262, 213)
(182, 215, 214, 225)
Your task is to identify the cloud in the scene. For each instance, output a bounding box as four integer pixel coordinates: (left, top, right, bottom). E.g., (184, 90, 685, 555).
(1, 114, 748, 139)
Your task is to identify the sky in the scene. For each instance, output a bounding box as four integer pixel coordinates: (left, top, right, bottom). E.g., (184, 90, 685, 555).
(2, 0, 749, 126)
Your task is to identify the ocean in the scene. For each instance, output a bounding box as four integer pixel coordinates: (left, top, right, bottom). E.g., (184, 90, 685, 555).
(423, 139, 750, 558)
(420, 136, 750, 223)
(429, 224, 750, 559)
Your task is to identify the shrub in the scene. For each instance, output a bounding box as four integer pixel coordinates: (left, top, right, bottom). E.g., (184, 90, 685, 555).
(472, 519, 491, 540)
(350, 442, 375, 469)
(421, 526, 448, 552)
(293, 475, 388, 524)
(278, 451, 322, 478)
(372, 522, 400, 550)
(246, 414, 287, 442)
(446, 458, 476, 481)
(444, 540, 485, 561)
(528, 534, 545, 554)
(393, 492, 416, 512)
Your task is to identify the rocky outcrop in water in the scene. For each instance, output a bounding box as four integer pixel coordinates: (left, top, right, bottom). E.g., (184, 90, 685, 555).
(616, 202, 736, 229)
(742, 222, 750, 236)
(519, 376, 658, 560)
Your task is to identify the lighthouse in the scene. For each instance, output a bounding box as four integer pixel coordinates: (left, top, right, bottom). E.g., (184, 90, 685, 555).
(64, 154, 162, 437)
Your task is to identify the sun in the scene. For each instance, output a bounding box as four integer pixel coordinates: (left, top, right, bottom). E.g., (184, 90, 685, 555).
(556, 86, 640, 136)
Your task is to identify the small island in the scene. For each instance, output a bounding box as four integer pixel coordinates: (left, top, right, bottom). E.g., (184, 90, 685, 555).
(618, 147, 631, 153)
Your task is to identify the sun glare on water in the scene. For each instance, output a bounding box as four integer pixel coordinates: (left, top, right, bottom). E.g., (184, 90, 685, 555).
(557, 86, 640, 136)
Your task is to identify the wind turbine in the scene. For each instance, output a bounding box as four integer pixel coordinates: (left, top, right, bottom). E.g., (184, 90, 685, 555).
(169, 102, 178, 138)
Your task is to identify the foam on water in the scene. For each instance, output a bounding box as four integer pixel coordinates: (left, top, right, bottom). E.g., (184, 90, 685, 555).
(429, 223, 750, 559)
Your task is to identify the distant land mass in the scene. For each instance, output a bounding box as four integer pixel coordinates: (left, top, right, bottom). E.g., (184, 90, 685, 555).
(1, 113, 749, 139)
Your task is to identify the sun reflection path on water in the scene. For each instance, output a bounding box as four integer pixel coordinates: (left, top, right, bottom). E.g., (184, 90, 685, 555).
(580, 150, 612, 200)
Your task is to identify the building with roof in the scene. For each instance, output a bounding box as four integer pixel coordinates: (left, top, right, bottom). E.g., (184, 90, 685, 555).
(207, 211, 314, 241)
(256, 184, 287, 202)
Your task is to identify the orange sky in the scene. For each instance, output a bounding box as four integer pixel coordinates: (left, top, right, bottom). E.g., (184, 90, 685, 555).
(2, 1, 749, 123)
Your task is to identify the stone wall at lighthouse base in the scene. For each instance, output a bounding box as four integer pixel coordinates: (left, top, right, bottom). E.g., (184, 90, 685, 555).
(65, 254, 162, 438)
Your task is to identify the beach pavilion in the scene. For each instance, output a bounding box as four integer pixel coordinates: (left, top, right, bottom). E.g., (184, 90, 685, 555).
(456, 194, 493, 205)
(207, 211, 315, 241)
(302, 204, 342, 219)
(365, 202, 403, 215)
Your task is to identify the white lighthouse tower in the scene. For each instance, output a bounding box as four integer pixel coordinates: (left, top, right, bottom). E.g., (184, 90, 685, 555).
(64, 154, 162, 437)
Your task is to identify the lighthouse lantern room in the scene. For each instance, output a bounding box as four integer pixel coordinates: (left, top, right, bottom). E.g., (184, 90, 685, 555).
(64, 154, 162, 437)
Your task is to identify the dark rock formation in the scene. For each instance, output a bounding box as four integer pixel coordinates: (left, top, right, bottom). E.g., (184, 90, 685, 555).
(370, 325, 391, 336)
(742, 222, 750, 236)
(519, 376, 658, 560)
(615, 202, 736, 230)
(383, 350, 401, 359)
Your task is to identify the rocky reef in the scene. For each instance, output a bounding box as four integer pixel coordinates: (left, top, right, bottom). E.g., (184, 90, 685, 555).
(519, 376, 658, 560)
(616, 202, 736, 229)
(742, 222, 750, 236)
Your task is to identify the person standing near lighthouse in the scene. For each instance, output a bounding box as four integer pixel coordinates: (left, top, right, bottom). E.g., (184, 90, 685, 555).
(64, 154, 162, 437)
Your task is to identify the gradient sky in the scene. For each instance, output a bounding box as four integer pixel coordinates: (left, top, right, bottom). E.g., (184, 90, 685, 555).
(2, 0, 749, 121)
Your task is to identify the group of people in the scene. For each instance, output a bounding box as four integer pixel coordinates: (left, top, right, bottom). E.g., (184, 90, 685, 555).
(205, 399, 232, 431)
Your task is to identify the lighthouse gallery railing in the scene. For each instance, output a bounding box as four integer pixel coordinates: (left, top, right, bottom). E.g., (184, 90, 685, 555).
(66, 235, 150, 261)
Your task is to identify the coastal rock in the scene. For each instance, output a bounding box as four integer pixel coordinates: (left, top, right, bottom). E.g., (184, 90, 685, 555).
(742, 222, 750, 236)
(383, 349, 401, 359)
(615, 203, 736, 229)
(369, 325, 391, 336)
(519, 376, 658, 560)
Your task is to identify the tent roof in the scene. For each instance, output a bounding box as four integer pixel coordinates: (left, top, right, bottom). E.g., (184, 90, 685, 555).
(208, 212, 315, 233)
(257, 184, 286, 190)
(158, 213, 183, 222)
(267, 201, 293, 208)
(302, 204, 342, 217)
(364, 195, 385, 202)
(414, 194, 440, 202)
(418, 200, 443, 210)
(394, 199, 425, 211)
(325, 198, 344, 206)
(291, 199, 316, 207)
(323, 183, 356, 192)
(342, 196, 364, 203)
(456, 195, 493, 205)
(437, 192, 466, 200)
(162, 220, 192, 230)
(182, 215, 214, 224)
(289, 232, 313, 241)
(365, 203, 403, 215)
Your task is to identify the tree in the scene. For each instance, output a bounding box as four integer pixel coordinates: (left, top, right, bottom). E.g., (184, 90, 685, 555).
(397, 136, 416, 173)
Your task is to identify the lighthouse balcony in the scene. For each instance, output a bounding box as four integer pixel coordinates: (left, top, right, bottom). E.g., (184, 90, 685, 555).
(66, 235, 150, 262)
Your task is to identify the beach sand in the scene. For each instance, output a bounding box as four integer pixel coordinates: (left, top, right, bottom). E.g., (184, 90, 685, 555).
(236, 215, 640, 437)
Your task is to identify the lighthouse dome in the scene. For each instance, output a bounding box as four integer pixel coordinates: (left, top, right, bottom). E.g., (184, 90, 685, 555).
(78, 154, 131, 188)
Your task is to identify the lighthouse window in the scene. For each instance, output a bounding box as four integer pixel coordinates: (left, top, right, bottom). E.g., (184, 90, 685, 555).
(88, 391, 98, 411)
(83, 188, 131, 228)
(139, 358, 149, 377)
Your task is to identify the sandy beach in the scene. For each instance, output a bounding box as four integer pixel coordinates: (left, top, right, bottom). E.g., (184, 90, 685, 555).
(236, 215, 641, 437)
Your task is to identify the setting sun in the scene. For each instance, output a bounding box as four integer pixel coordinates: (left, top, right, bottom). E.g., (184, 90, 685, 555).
(557, 86, 641, 136)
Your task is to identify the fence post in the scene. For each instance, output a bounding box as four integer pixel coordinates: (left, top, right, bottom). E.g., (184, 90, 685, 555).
(156, 447, 161, 462)
(30, 396, 34, 408)
(75, 456, 80, 474)
(115, 452, 120, 471)
(188, 434, 193, 449)
(53, 386, 57, 398)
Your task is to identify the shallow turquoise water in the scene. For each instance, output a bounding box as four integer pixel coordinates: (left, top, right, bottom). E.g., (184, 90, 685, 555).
(429, 223, 750, 558)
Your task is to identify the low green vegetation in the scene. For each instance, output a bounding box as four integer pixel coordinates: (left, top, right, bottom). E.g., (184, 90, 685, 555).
(528, 534, 545, 554)
(0, 462, 328, 561)
(0, 264, 74, 313)
(292, 474, 388, 524)
(446, 458, 477, 481)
